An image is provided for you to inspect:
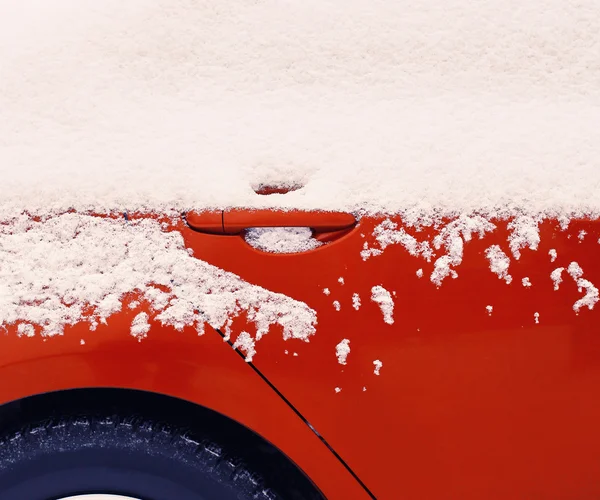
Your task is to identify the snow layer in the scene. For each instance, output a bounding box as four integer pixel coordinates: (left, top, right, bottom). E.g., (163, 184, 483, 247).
(1, 0, 600, 219)
(245, 227, 322, 253)
(0, 214, 317, 348)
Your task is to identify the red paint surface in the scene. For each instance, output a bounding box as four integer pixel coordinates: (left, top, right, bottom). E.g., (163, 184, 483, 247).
(2, 213, 600, 499)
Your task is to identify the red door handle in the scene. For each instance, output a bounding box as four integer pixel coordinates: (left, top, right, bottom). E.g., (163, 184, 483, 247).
(186, 209, 356, 235)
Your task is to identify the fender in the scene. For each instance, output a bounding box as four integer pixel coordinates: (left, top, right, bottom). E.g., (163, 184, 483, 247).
(0, 312, 368, 500)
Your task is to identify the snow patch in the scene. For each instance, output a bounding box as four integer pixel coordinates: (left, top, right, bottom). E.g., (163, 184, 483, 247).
(361, 220, 433, 261)
(431, 216, 496, 286)
(507, 216, 540, 259)
(17, 323, 35, 338)
(551, 268, 565, 290)
(336, 339, 350, 365)
(245, 227, 322, 253)
(0, 215, 317, 352)
(233, 331, 256, 362)
(373, 359, 383, 375)
(131, 312, 150, 342)
(371, 286, 394, 325)
(485, 245, 512, 284)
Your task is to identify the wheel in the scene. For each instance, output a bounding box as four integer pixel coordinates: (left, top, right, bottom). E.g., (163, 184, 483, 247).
(0, 416, 280, 500)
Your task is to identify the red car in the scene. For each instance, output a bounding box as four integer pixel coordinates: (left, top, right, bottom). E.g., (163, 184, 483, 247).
(2, 2, 599, 499)
(0, 207, 598, 499)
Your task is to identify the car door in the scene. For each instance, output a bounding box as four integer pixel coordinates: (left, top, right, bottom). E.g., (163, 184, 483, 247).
(184, 210, 600, 500)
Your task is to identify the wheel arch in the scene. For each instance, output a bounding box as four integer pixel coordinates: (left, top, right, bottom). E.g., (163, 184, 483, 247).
(0, 386, 323, 499)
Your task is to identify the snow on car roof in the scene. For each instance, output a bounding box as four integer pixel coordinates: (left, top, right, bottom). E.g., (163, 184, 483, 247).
(1, 0, 599, 220)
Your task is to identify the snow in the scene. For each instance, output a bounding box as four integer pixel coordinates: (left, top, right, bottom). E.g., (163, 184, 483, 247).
(17, 323, 35, 338)
(431, 216, 495, 285)
(507, 216, 540, 259)
(130, 312, 151, 341)
(232, 331, 256, 362)
(361, 220, 433, 261)
(371, 286, 395, 325)
(551, 263, 599, 311)
(245, 227, 322, 253)
(551, 267, 565, 290)
(485, 245, 512, 284)
(373, 360, 383, 376)
(0, 214, 317, 352)
(568, 262, 599, 312)
(1, 0, 600, 221)
(335, 339, 351, 365)
(352, 293, 361, 311)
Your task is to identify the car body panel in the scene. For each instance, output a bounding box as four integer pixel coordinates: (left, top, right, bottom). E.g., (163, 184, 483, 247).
(2, 213, 600, 499)
(0, 308, 367, 500)
(183, 215, 600, 500)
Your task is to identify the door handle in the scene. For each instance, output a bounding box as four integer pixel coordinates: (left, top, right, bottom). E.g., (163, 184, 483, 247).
(186, 209, 356, 235)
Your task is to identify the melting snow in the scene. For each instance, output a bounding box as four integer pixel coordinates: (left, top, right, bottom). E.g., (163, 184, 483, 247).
(335, 339, 351, 365)
(371, 286, 395, 325)
(0, 214, 317, 353)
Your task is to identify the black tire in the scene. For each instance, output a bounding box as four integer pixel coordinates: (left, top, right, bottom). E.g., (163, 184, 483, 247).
(0, 416, 280, 500)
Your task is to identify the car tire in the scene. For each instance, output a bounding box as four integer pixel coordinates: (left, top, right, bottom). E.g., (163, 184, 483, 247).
(0, 415, 279, 500)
